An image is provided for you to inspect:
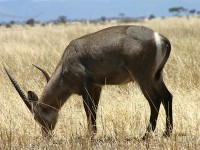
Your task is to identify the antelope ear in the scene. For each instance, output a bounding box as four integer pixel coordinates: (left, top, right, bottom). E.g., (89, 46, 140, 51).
(28, 91, 38, 101)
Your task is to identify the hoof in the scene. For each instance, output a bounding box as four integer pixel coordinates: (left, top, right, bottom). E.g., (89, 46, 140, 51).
(162, 130, 172, 138)
(142, 132, 153, 141)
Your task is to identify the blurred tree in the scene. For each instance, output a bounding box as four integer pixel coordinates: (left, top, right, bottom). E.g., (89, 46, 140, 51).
(149, 14, 156, 20)
(197, 11, 200, 16)
(57, 16, 67, 23)
(26, 18, 36, 26)
(100, 16, 106, 22)
(169, 7, 187, 16)
(5, 23, 11, 28)
(10, 20, 15, 25)
(189, 9, 196, 16)
(119, 13, 125, 18)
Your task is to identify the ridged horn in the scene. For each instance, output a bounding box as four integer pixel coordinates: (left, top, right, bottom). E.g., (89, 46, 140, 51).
(4, 67, 32, 112)
(32, 64, 50, 82)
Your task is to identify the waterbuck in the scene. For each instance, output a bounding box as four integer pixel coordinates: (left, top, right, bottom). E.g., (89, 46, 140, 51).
(5, 25, 172, 138)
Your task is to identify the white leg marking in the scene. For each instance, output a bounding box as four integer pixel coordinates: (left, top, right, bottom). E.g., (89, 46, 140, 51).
(154, 32, 163, 70)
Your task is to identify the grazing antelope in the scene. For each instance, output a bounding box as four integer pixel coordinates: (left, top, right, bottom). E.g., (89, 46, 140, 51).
(5, 25, 172, 138)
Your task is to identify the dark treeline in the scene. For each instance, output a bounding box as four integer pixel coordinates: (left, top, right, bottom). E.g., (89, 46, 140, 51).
(1, 6, 200, 28)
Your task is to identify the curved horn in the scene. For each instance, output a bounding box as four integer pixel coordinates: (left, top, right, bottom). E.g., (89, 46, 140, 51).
(32, 64, 50, 82)
(4, 67, 32, 112)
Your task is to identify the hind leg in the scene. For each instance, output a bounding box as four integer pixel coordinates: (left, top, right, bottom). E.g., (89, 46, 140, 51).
(139, 81, 162, 139)
(155, 78, 173, 137)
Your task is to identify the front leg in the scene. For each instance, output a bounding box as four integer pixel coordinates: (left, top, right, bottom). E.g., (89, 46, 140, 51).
(81, 84, 102, 135)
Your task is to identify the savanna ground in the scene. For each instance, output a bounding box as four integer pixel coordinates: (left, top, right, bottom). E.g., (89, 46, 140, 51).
(0, 17, 199, 149)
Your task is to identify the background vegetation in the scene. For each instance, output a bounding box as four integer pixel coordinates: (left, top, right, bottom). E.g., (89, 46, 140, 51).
(0, 17, 199, 149)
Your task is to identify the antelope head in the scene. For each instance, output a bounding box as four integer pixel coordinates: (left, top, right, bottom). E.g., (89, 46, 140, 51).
(4, 65, 57, 136)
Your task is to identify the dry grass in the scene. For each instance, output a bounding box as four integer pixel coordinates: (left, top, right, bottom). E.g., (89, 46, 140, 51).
(0, 17, 200, 149)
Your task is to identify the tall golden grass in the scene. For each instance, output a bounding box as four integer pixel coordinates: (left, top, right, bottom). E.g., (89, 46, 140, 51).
(0, 17, 199, 149)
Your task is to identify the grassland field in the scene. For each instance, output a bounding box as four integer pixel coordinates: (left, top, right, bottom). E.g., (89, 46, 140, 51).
(0, 17, 199, 149)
